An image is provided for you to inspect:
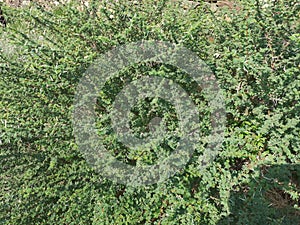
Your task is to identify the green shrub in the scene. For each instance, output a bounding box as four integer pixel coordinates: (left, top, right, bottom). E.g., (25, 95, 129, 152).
(0, 0, 299, 224)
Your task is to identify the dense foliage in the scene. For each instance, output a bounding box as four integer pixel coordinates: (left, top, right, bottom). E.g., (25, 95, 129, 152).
(0, 0, 299, 224)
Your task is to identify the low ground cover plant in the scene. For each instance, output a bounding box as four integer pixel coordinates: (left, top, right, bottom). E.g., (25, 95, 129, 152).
(0, 0, 299, 224)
